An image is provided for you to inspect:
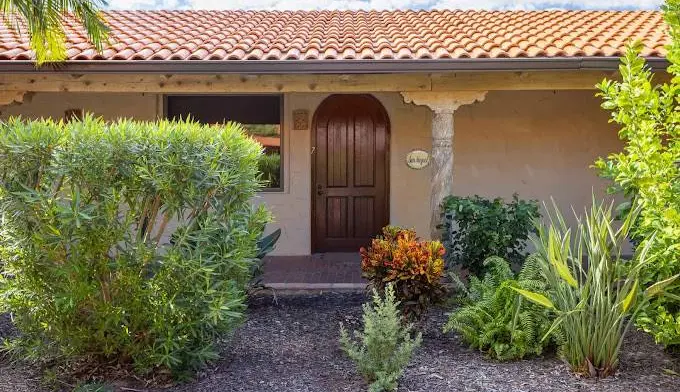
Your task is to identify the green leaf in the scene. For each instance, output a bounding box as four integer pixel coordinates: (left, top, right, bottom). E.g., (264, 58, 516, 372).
(621, 280, 638, 312)
(511, 287, 555, 309)
(645, 274, 680, 297)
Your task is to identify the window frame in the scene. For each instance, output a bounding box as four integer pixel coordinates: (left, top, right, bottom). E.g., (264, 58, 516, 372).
(163, 93, 285, 192)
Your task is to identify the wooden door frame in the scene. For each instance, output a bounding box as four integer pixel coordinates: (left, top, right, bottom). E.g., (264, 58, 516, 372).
(310, 94, 391, 253)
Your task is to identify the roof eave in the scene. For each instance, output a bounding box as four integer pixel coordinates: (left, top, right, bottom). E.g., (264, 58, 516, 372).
(0, 57, 669, 74)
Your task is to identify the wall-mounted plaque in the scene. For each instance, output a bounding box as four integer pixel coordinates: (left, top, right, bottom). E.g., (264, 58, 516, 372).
(406, 149, 430, 169)
(293, 109, 309, 130)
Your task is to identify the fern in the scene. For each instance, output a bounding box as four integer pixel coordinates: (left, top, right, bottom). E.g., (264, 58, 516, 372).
(443, 255, 557, 360)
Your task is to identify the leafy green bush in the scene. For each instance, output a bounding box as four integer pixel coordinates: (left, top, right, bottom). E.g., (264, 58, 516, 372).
(514, 200, 677, 377)
(444, 256, 557, 361)
(439, 194, 539, 276)
(595, 1, 680, 349)
(340, 284, 422, 392)
(0, 116, 269, 376)
(258, 152, 281, 188)
(360, 226, 446, 320)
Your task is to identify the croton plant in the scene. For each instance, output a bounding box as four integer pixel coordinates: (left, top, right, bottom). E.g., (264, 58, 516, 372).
(360, 226, 446, 320)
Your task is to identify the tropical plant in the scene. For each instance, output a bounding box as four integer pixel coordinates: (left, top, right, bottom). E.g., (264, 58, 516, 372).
(513, 199, 678, 377)
(595, 0, 680, 349)
(248, 227, 282, 292)
(340, 284, 422, 392)
(439, 194, 539, 276)
(0, 0, 109, 64)
(444, 255, 558, 361)
(360, 226, 446, 320)
(0, 115, 269, 376)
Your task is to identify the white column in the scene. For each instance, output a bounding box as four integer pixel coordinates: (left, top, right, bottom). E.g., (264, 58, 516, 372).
(430, 109, 455, 238)
(401, 91, 487, 238)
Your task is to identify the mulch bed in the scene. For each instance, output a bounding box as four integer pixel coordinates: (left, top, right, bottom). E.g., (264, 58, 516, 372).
(1, 292, 679, 392)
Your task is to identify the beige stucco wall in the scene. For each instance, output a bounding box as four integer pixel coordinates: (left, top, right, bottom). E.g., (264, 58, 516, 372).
(0, 88, 621, 256)
(453, 90, 621, 224)
(270, 90, 620, 255)
(0, 92, 159, 121)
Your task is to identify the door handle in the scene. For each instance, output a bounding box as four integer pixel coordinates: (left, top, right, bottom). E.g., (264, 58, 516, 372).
(317, 184, 325, 195)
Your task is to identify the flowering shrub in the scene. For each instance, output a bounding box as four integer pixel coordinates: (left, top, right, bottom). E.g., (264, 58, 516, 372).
(360, 226, 446, 319)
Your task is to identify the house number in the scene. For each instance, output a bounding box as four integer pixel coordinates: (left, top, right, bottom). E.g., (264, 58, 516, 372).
(406, 149, 430, 169)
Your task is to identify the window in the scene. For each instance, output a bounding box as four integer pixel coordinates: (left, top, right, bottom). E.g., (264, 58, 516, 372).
(166, 95, 283, 190)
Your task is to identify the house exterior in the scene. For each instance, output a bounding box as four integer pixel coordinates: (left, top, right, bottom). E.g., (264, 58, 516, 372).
(0, 9, 669, 256)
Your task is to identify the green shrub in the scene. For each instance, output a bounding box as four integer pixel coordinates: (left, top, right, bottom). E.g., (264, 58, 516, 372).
(439, 194, 539, 276)
(0, 115, 269, 376)
(595, 1, 680, 349)
(340, 284, 422, 392)
(360, 226, 446, 320)
(444, 256, 557, 361)
(514, 200, 677, 377)
(258, 152, 281, 188)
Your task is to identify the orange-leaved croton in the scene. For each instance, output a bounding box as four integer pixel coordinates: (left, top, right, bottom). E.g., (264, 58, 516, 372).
(360, 226, 446, 320)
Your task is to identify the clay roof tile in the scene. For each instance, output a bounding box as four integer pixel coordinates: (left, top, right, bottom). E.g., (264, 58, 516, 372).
(0, 10, 668, 62)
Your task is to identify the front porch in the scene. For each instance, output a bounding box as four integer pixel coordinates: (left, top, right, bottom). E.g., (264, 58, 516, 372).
(263, 253, 365, 290)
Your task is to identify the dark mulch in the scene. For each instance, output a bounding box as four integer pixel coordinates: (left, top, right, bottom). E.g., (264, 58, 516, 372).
(1, 292, 679, 392)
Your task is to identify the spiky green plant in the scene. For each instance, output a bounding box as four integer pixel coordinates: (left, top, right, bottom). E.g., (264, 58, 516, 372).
(444, 256, 558, 361)
(0, 0, 109, 64)
(340, 284, 422, 392)
(514, 199, 678, 377)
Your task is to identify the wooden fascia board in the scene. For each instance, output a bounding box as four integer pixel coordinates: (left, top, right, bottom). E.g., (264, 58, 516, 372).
(0, 71, 670, 93)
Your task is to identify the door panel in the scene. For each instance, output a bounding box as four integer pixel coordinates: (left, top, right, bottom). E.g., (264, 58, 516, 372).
(312, 95, 389, 252)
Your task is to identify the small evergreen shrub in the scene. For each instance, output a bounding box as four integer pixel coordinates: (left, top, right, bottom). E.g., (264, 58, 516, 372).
(444, 256, 557, 361)
(340, 284, 422, 392)
(439, 194, 539, 276)
(360, 226, 446, 320)
(0, 116, 268, 376)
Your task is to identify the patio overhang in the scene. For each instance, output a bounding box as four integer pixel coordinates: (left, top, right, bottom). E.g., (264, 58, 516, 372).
(0, 56, 669, 74)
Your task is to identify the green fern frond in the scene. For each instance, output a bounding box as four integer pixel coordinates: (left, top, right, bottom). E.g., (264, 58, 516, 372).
(443, 256, 556, 361)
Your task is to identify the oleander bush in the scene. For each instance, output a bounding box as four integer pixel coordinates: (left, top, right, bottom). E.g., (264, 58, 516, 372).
(439, 194, 539, 276)
(595, 0, 680, 349)
(0, 115, 269, 376)
(340, 284, 422, 392)
(360, 226, 446, 320)
(444, 255, 558, 361)
(514, 200, 677, 377)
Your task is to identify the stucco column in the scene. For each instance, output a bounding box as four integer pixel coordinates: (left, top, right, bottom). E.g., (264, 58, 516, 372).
(401, 91, 488, 238)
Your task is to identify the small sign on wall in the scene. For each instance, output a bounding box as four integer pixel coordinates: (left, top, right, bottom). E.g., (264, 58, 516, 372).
(292, 109, 309, 130)
(406, 149, 431, 169)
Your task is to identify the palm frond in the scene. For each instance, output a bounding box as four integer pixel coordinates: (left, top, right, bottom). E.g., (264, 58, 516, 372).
(0, 0, 109, 64)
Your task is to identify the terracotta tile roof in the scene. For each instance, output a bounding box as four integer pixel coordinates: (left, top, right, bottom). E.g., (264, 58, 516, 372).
(0, 10, 669, 62)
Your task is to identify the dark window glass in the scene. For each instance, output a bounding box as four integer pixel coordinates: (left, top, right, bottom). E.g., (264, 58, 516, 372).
(166, 95, 282, 190)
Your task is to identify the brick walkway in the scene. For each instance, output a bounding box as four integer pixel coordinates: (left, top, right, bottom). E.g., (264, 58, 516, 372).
(262, 253, 366, 290)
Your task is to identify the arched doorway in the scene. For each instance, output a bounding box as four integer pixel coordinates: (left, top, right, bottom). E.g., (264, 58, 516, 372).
(311, 94, 390, 252)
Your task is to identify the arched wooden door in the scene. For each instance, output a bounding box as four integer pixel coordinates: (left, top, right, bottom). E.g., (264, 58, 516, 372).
(312, 94, 390, 252)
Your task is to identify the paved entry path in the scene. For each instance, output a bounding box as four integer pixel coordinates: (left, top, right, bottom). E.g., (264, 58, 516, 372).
(262, 252, 365, 289)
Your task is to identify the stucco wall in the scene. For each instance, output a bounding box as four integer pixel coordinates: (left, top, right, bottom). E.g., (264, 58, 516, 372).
(0, 92, 159, 121)
(0, 89, 621, 255)
(453, 90, 621, 224)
